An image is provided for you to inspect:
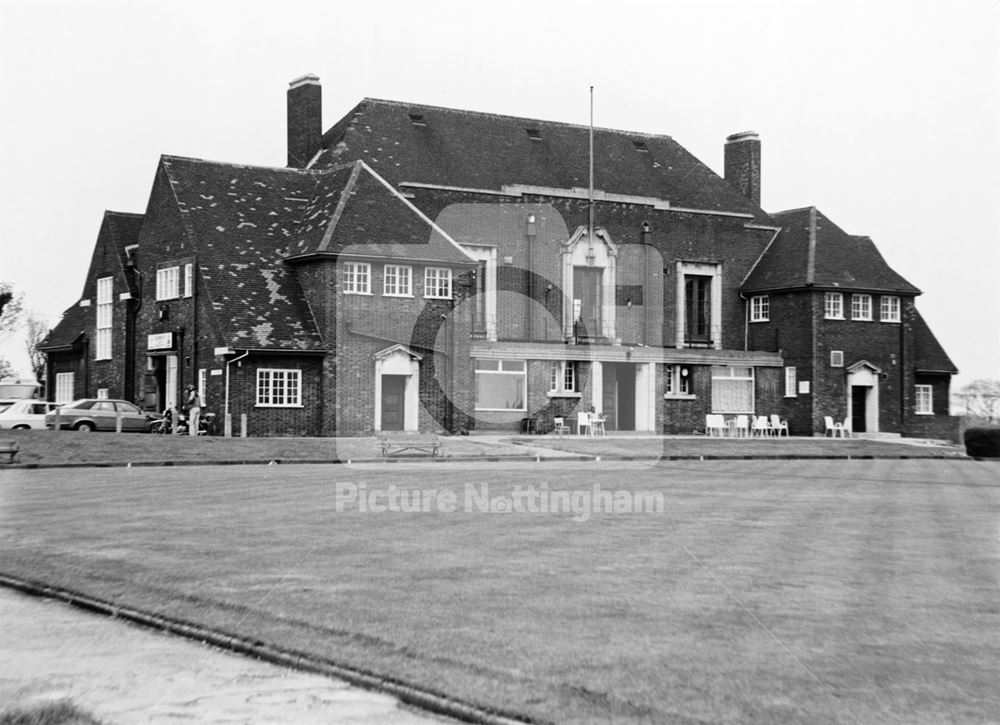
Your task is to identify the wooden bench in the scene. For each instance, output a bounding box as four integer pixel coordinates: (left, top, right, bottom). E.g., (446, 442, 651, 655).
(0, 440, 20, 464)
(378, 436, 442, 458)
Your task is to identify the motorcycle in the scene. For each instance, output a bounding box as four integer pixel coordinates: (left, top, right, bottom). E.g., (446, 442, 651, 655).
(147, 408, 217, 435)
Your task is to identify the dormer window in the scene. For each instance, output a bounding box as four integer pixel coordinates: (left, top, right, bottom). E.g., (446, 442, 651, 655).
(525, 128, 542, 141)
(408, 113, 427, 126)
(633, 140, 649, 152)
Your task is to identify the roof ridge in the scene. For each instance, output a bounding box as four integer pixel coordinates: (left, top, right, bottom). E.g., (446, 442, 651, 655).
(316, 162, 363, 252)
(357, 97, 676, 140)
(160, 154, 340, 176)
(104, 210, 144, 219)
(770, 206, 815, 217)
(355, 161, 476, 263)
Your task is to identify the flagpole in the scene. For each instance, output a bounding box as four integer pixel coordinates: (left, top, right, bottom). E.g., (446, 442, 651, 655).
(588, 85, 594, 246)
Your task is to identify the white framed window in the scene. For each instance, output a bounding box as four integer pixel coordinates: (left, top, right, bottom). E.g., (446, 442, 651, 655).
(784, 366, 797, 398)
(96, 276, 113, 360)
(474, 359, 526, 411)
(915, 385, 933, 414)
(830, 350, 844, 368)
(548, 361, 577, 394)
(96, 388, 109, 399)
(383, 264, 412, 297)
(55, 373, 75, 404)
(256, 369, 302, 407)
(881, 295, 901, 322)
(424, 267, 453, 299)
(183, 263, 194, 298)
(198, 368, 207, 405)
(156, 266, 180, 300)
(824, 292, 843, 319)
(343, 262, 371, 295)
(851, 294, 872, 321)
(711, 366, 754, 413)
(676, 261, 722, 349)
(750, 295, 769, 322)
(665, 365, 691, 396)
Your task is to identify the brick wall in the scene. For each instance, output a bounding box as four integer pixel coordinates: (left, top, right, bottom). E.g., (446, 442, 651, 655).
(747, 292, 814, 433)
(132, 165, 202, 411)
(661, 365, 710, 434)
(903, 373, 958, 440)
(330, 258, 475, 436)
(410, 190, 774, 351)
(225, 354, 324, 436)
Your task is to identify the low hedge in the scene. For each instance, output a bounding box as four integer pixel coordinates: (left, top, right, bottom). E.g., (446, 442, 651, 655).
(963, 427, 1000, 458)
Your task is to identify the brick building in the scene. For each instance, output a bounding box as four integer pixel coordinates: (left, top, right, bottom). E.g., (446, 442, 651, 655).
(40, 75, 958, 438)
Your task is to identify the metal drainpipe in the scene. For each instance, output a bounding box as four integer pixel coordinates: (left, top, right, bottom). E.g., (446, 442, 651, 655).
(526, 214, 536, 341)
(641, 223, 651, 345)
(224, 350, 250, 436)
(82, 338, 90, 398)
(191, 260, 197, 404)
(739, 293, 750, 351)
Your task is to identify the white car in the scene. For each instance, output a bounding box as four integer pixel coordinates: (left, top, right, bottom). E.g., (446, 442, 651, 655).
(0, 399, 61, 430)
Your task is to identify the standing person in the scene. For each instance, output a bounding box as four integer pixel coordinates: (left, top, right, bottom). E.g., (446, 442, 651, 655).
(185, 384, 202, 436)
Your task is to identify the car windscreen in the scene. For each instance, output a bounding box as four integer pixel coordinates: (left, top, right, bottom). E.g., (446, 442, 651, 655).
(0, 403, 13, 414)
(116, 401, 141, 414)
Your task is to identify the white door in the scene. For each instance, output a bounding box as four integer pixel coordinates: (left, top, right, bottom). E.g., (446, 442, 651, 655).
(165, 355, 178, 410)
(55, 373, 75, 403)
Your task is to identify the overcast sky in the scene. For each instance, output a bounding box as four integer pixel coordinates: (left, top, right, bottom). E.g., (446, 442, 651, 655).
(1, 0, 997, 391)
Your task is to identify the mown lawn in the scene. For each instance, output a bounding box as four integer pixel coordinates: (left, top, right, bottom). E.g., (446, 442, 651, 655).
(1, 460, 997, 723)
(0, 429, 965, 467)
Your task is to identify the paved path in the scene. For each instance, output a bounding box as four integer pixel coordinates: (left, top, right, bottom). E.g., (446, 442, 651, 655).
(0, 587, 449, 725)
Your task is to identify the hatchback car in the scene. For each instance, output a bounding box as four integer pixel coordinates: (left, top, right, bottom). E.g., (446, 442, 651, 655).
(0, 399, 62, 430)
(45, 399, 151, 432)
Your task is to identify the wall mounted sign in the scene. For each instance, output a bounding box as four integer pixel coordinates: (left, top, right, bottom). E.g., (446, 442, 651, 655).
(147, 332, 174, 350)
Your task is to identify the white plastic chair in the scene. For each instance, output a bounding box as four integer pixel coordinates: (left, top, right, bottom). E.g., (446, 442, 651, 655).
(770, 414, 789, 437)
(824, 416, 846, 438)
(577, 411, 592, 436)
(752, 416, 771, 437)
(552, 417, 570, 436)
(705, 414, 725, 437)
(734, 415, 750, 438)
(590, 414, 607, 437)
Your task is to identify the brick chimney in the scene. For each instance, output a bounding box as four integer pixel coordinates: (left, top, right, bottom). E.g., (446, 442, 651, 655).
(287, 74, 322, 168)
(724, 131, 761, 207)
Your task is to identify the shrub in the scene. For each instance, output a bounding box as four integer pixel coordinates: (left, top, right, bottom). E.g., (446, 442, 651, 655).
(0, 701, 104, 725)
(963, 427, 1000, 458)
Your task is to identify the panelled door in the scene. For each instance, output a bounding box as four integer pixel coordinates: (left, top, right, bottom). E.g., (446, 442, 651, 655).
(381, 375, 407, 432)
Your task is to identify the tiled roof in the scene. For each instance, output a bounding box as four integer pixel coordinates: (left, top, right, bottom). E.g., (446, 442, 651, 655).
(39, 210, 143, 351)
(37, 303, 88, 351)
(289, 161, 475, 265)
(161, 156, 328, 351)
(742, 207, 921, 294)
(912, 308, 958, 374)
(104, 211, 144, 296)
(159, 156, 473, 351)
(315, 98, 765, 217)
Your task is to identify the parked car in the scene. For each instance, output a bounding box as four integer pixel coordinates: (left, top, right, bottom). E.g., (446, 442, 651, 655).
(0, 399, 61, 430)
(45, 399, 152, 432)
